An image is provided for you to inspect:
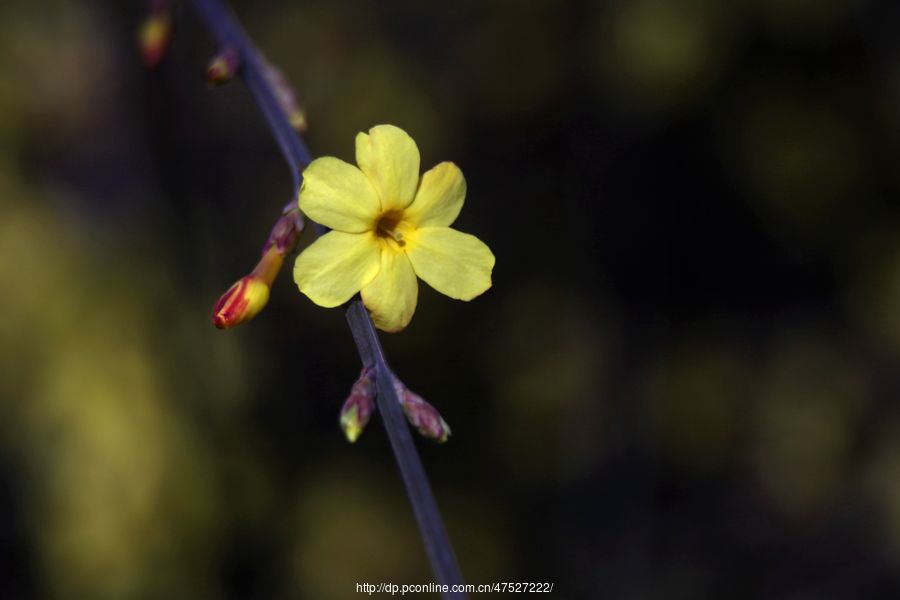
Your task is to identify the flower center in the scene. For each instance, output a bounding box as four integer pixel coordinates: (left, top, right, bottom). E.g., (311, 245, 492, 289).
(375, 211, 407, 247)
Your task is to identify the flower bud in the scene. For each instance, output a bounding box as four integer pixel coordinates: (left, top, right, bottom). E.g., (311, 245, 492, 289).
(263, 62, 309, 133)
(212, 245, 285, 329)
(137, 9, 172, 67)
(211, 201, 304, 330)
(339, 368, 376, 442)
(289, 110, 308, 134)
(206, 48, 241, 86)
(396, 382, 451, 443)
(212, 275, 270, 329)
(261, 206, 305, 257)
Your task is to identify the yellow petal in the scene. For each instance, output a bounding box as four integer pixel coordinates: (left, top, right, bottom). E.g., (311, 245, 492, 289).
(294, 231, 381, 308)
(406, 227, 495, 301)
(355, 125, 420, 212)
(404, 162, 466, 228)
(298, 157, 380, 233)
(361, 247, 419, 332)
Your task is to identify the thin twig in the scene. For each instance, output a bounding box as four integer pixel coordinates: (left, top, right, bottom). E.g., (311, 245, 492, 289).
(185, 0, 467, 595)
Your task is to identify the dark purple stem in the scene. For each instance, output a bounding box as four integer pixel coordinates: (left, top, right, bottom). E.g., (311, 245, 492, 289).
(184, 0, 466, 595)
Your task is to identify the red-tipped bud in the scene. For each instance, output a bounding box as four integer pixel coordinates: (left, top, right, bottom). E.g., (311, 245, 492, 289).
(137, 12, 172, 67)
(212, 245, 285, 329)
(263, 62, 309, 133)
(212, 275, 270, 329)
(395, 382, 451, 443)
(206, 48, 241, 86)
(339, 368, 377, 443)
(211, 203, 303, 330)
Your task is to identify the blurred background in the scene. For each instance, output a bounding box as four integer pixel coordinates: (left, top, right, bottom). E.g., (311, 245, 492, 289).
(1, 0, 900, 597)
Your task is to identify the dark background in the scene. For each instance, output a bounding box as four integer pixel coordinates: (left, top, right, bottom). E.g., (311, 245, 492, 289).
(2, 0, 900, 598)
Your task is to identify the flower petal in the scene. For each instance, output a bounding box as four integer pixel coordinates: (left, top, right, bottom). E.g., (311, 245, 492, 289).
(355, 125, 420, 212)
(298, 157, 380, 233)
(293, 231, 381, 308)
(406, 227, 495, 301)
(361, 248, 418, 332)
(404, 162, 466, 228)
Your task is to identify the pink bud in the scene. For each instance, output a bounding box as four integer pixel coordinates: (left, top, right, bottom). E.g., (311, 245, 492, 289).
(261, 206, 304, 257)
(262, 62, 308, 133)
(340, 368, 377, 442)
(206, 48, 241, 86)
(399, 386, 451, 443)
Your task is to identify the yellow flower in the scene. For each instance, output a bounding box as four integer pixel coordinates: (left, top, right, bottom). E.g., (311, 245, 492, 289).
(294, 125, 495, 332)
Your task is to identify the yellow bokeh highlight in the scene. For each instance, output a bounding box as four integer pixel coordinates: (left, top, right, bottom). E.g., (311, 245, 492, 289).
(645, 341, 751, 472)
(290, 460, 428, 600)
(0, 173, 236, 599)
(491, 286, 611, 482)
(750, 335, 866, 517)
